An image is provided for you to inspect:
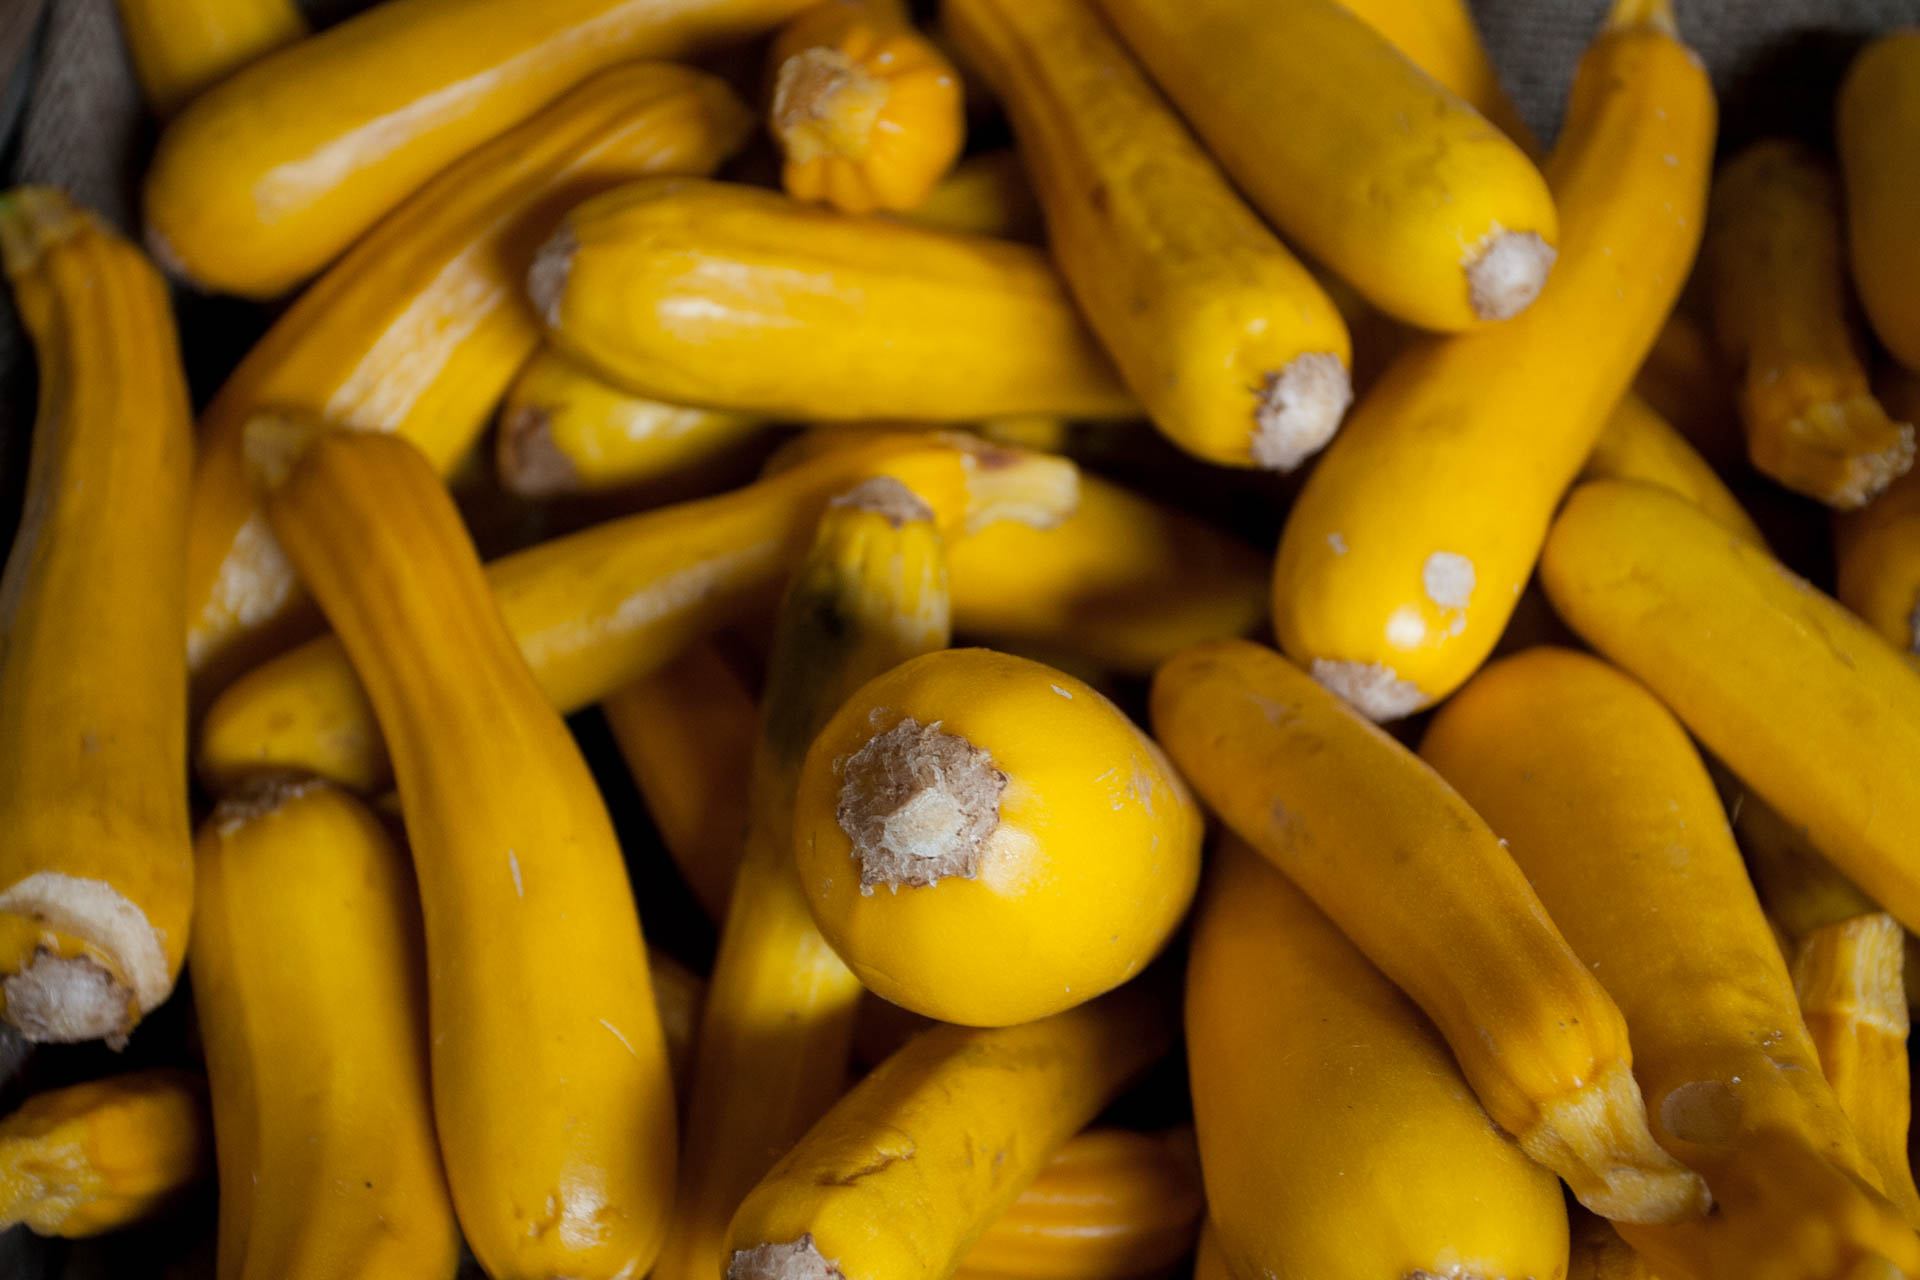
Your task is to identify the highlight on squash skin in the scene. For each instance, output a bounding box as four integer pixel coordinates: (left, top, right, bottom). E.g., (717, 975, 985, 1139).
(1094, 0, 1557, 333)
(195, 430, 1077, 796)
(1148, 638, 1705, 1223)
(1189, 839, 1570, 1280)
(1420, 646, 1920, 1280)
(1268, 0, 1713, 720)
(1541, 479, 1920, 940)
(115, 0, 307, 117)
(948, 0, 1353, 471)
(529, 177, 1137, 422)
(1793, 914, 1920, 1229)
(183, 63, 754, 699)
(794, 647, 1203, 1027)
(1705, 139, 1915, 509)
(191, 778, 460, 1280)
(0, 188, 195, 1049)
(652, 476, 951, 1280)
(251, 428, 677, 1280)
(1834, 367, 1920, 657)
(724, 974, 1178, 1280)
(767, 0, 965, 213)
(0, 1069, 209, 1238)
(140, 0, 814, 297)
(496, 346, 769, 498)
(1583, 392, 1767, 546)
(952, 1127, 1203, 1280)
(1837, 31, 1920, 373)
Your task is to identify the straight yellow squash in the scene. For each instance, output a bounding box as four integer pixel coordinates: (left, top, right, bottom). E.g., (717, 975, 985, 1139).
(1270, 0, 1714, 719)
(1583, 392, 1767, 546)
(725, 975, 1177, 1280)
(1189, 839, 1569, 1280)
(1330, 0, 1537, 149)
(531, 178, 1136, 421)
(1541, 479, 1920, 938)
(114, 0, 305, 116)
(948, 0, 1352, 470)
(0, 189, 194, 1047)
(1422, 646, 1920, 1280)
(185, 62, 752, 695)
(1150, 638, 1703, 1223)
(191, 779, 459, 1280)
(1837, 31, 1920, 372)
(1095, 0, 1556, 332)
(653, 477, 951, 1280)
(197, 431, 1076, 794)
(142, 0, 812, 296)
(253, 427, 678, 1280)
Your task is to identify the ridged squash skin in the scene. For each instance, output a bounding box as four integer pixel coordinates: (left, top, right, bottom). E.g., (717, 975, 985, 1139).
(1149, 638, 1703, 1224)
(0, 1070, 210, 1238)
(0, 189, 194, 1048)
(652, 479, 950, 1280)
(190, 780, 459, 1280)
(948, 0, 1352, 470)
(1269, 0, 1714, 721)
(724, 977, 1177, 1280)
(794, 648, 1202, 1027)
(257, 429, 677, 1280)
(196, 431, 1076, 794)
(1095, 0, 1556, 332)
(1541, 479, 1920, 939)
(114, 0, 306, 116)
(531, 177, 1136, 421)
(1837, 31, 1920, 372)
(184, 62, 752, 696)
(1421, 647, 1920, 1280)
(1188, 840, 1569, 1280)
(142, 0, 812, 296)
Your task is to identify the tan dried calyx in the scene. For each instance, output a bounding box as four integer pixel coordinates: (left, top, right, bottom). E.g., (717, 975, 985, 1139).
(1254, 352, 1353, 471)
(773, 48, 889, 163)
(730, 1235, 845, 1280)
(835, 717, 1006, 889)
(830, 476, 933, 528)
(1465, 229, 1557, 322)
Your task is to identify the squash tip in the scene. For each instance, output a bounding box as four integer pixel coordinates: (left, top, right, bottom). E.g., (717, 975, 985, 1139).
(527, 226, 578, 331)
(1466, 229, 1557, 322)
(834, 715, 1006, 889)
(772, 47, 891, 166)
(1253, 352, 1353, 471)
(728, 1234, 845, 1280)
(496, 403, 579, 498)
(2, 954, 135, 1049)
(0, 870, 174, 1036)
(1517, 1058, 1710, 1224)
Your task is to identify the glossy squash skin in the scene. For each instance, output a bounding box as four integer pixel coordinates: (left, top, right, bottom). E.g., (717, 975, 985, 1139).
(115, 0, 306, 116)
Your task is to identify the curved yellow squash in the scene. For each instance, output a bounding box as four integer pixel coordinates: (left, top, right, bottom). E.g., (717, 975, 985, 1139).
(1837, 31, 1920, 372)
(0, 189, 194, 1047)
(1583, 393, 1766, 546)
(1330, 0, 1536, 149)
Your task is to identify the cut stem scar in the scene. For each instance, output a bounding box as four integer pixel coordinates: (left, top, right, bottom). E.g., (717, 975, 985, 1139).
(729, 1234, 845, 1280)
(835, 717, 1007, 889)
(1253, 352, 1353, 471)
(830, 475, 934, 528)
(498, 404, 579, 498)
(1465, 229, 1557, 322)
(1308, 658, 1429, 721)
(773, 48, 890, 164)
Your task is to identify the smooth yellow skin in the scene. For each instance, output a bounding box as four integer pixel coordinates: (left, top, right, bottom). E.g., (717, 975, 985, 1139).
(603, 643, 757, 922)
(260, 431, 677, 1280)
(899, 150, 1042, 242)
(1838, 31, 1920, 372)
(1095, 0, 1555, 332)
(1706, 140, 1914, 509)
(197, 431, 1076, 794)
(0, 189, 194, 1045)
(1149, 638, 1702, 1223)
(191, 782, 459, 1280)
(948, 473, 1267, 675)
(1422, 647, 1920, 1280)
(654, 485, 951, 1280)
(767, 0, 965, 214)
(142, 0, 811, 297)
(534, 177, 1136, 421)
(1329, 0, 1537, 150)
(185, 64, 752, 697)
(952, 1128, 1202, 1280)
(1271, 0, 1713, 720)
(1795, 915, 1920, 1228)
(795, 648, 1202, 1027)
(949, 0, 1351, 471)
(1542, 479, 1920, 938)
(0, 1070, 208, 1238)
(1584, 392, 1767, 546)
(1189, 840, 1569, 1280)
(1835, 367, 1920, 656)
(496, 346, 767, 498)
(725, 976, 1176, 1280)
(115, 0, 305, 116)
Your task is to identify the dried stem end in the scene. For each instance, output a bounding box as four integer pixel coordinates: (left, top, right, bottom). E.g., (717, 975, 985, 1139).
(773, 48, 890, 165)
(1466, 229, 1557, 322)
(1519, 1058, 1711, 1225)
(836, 716, 1006, 890)
(1309, 658, 1430, 721)
(729, 1235, 845, 1280)
(526, 227, 577, 331)
(1253, 353, 1353, 471)
(3, 954, 134, 1049)
(830, 475, 934, 528)
(498, 404, 580, 498)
